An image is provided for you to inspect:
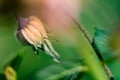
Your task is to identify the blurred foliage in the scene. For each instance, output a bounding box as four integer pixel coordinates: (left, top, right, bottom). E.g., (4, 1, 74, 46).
(93, 28, 120, 80)
(31, 64, 88, 80)
(0, 0, 120, 80)
(92, 28, 113, 60)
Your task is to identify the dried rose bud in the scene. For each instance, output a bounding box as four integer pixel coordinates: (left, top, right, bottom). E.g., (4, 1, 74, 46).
(15, 14, 60, 62)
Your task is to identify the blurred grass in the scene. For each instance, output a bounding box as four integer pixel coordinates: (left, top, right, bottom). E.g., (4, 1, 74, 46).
(0, 0, 120, 80)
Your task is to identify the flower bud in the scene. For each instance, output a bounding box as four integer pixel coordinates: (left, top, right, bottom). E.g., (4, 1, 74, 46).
(15, 14, 60, 62)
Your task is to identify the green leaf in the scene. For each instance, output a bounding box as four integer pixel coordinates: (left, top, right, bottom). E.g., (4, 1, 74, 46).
(2, 47, 29, 80)
(5, 47, 29, 71)
(92, 28, 113, 60)
(29, 63, 88, 80)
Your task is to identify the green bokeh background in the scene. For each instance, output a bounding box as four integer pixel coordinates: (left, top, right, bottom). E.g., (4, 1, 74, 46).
(0, 0, 120, 80)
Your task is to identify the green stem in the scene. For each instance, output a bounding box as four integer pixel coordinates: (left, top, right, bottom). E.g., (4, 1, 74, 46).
(77, 34, 108, 80)
(62, 8, 110, 80)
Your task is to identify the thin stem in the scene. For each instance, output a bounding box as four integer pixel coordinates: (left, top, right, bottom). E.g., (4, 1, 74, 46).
(66, 13, 92, 44)
(103, 63, 114, 80)
(62, 8, 114, 80)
